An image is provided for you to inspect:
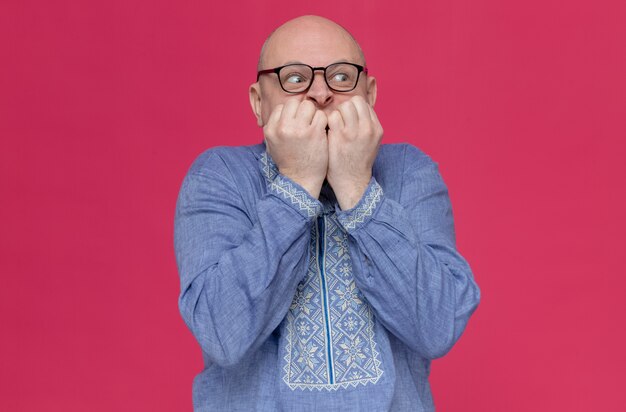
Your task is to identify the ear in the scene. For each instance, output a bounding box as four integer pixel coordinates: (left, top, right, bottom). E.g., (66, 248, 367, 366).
(365, 75, 377, 107)
(249, 82, 264, 127)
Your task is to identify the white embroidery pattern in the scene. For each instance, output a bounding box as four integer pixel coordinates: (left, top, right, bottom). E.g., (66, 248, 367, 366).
(282, 213, 383, 391)
(337, 181, 383, 230)
(260, 151, 321, 218)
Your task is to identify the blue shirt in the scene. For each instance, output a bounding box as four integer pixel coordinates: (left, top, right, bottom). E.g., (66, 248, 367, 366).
(174, 142, 480, 411)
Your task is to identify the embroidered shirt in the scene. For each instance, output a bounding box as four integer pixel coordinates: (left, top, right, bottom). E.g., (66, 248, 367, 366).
(174, 142, 480, 411)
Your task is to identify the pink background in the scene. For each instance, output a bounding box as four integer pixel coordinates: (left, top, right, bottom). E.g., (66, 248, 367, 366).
(1, 0, 625, 410)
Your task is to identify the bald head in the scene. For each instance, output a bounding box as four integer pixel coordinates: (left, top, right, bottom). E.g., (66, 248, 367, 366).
(249, 15, 377, 127)
(257, 15, 366, 72)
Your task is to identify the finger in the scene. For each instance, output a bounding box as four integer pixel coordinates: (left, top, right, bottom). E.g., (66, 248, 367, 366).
(281, 98, 301, 120)
(367, 104, 378, 121)
(367, 105, 383, 129)
(296, 100, 317, 125)
(266, 104, 284, 127)
(311, 110, 328, 132)
(367, 105, 384, 140)
(351, 95, 372, 124)
(337, 100, 359, 131)
(327, 110, 344, 131)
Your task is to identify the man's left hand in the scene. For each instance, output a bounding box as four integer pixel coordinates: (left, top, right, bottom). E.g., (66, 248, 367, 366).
(326, 95, 383, 210)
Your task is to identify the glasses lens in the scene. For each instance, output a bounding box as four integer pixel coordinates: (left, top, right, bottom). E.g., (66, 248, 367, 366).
(326, 63, 359, 91)
(278, 65, 313, 92)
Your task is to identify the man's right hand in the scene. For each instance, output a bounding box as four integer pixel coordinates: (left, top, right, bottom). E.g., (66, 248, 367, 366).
(263, 99, 328, 199)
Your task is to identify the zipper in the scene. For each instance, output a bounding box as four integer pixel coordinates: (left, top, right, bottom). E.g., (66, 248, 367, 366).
(317, 214, 334, 384)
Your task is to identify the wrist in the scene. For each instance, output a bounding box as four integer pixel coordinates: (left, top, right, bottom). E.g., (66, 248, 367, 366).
(331, 177, 371, 210)
(280, 171, 324, 199)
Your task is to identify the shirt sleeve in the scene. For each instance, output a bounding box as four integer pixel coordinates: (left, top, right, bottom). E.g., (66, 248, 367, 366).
(174, 150, 322, 367)
(334, 144, 481, 360)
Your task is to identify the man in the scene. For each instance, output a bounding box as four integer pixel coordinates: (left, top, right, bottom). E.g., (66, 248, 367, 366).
(174, 15, 480, 411)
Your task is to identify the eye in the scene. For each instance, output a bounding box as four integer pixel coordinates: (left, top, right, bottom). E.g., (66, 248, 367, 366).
(332, 73, 349, 82)
(284, 73, 307, 84)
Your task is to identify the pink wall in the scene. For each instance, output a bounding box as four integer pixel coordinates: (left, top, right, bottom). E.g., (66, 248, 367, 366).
(1, 0, 625, 410)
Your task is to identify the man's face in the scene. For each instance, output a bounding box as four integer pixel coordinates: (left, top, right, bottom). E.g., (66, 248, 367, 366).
(249, 18, 377, 127)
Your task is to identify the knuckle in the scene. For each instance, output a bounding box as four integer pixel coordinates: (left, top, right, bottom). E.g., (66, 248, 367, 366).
(276, 123, 291, 137)
(263, 124, 274, 136)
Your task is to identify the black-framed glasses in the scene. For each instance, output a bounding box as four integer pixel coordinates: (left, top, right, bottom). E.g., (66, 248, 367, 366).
(256, 62, 368, 93)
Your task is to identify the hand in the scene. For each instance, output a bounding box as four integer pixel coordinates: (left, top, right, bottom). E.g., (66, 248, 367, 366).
(263, 99, 329, 199)
(327, 96, 383, 210)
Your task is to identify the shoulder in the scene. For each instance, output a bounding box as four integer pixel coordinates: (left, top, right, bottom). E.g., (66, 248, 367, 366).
(375, 142, 437, 175)
(186, 143, 264, 179)
(371, 143, 443, 200)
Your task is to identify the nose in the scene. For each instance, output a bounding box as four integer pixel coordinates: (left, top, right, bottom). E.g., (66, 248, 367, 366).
(305, 72, 333, 107)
